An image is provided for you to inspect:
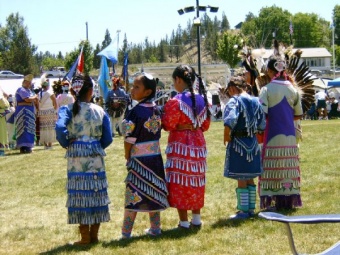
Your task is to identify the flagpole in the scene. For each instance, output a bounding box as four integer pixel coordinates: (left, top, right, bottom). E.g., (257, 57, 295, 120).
(332, 22, 335, 79)
(117, 30, 121, 66)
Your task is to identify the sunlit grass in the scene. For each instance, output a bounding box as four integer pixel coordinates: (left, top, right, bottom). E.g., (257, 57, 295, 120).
(0, 120, 339, 255)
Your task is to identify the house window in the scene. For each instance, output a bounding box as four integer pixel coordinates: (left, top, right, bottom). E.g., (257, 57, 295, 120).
(306, 58, 324, 67)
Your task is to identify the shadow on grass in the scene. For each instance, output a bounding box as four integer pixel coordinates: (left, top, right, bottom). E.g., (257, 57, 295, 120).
(5, 147, 46, 156)
(39, 243, 96, 255)
(39, 228, 201, 253)
(275, 208, 298, 216)
(102, 227, 201, 248)
(211, 208, 298, 228)
(211, 216, 256, 229)
(4, 151, 22, 156)
(210, 208, 298, 229)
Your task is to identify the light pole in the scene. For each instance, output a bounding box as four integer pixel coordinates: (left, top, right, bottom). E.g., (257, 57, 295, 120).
(178, 1, 218, 76)
(116, 29, 121, 65)
(195, 0, 201, 76)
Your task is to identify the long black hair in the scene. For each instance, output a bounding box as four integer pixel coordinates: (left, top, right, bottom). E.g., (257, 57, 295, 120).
(70, 75, 93, 116)
(172, 65, 211, 119)
(135, 72, 157, 103)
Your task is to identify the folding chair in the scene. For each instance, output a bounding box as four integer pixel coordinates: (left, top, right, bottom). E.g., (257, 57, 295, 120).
(259, 212, 340, 255)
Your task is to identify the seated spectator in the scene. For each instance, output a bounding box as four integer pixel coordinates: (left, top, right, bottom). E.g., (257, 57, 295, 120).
(214, 103, 222, 119)
(328, 94, 340, 119)
(315, 89, 328, 120)
(305, 102, 317, 120)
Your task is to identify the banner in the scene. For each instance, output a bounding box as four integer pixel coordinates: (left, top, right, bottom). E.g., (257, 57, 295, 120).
(98, 56, 111, 100)
(97, 38, 118, 64)
(122, 52, 129, 82)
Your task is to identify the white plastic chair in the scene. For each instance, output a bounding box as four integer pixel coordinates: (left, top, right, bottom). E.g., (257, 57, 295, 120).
(259, 212, 340, 255)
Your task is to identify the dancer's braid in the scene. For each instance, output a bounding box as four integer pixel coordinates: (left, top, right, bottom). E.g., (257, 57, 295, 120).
(196, 74, 211, 118)
(182, 67, 197, 120)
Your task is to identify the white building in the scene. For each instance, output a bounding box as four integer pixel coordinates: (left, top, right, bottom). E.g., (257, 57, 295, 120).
(260, 48, 332, 71)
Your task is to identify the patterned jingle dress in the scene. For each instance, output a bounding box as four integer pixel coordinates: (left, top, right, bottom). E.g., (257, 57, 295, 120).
(55, 102, 113, 224)
(122, 101, 169, 212)
(259, 79, 303, 209)
(15, 87, 36, 150)
(223, 94, 266, 180)
(38, 90, 56, 145)
(162, 92, 210, 210)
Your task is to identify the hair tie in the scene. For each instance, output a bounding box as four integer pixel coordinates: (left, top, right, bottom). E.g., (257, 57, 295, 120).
(274, 60, 286, 72)
(71, 79, 84, 96)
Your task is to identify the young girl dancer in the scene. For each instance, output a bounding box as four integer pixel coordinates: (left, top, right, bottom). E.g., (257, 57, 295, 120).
(162, 65, 211, 229)
(223, 76, 265, 219)
(55, 75, 113, 245)
(121, 73, 168, 238)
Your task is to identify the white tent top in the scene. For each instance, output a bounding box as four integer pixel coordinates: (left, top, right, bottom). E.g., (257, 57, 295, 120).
(0, 77, 60, 96)
(312, 76, 331, 89)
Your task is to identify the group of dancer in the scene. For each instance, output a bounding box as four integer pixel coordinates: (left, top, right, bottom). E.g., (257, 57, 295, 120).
(53, 51, 303, 244)
(56, 52, 302, 245)
(0, 51, 304, 244)
(55, 64, 211, 244)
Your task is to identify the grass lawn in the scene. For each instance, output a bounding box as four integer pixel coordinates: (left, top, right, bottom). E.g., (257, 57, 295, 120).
(0, 120, 339, 255)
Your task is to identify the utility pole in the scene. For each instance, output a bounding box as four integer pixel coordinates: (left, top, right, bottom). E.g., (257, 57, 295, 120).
(85, 22, 88, 41)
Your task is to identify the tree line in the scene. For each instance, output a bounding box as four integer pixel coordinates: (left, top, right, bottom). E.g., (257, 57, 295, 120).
(0, 5, 339, 76)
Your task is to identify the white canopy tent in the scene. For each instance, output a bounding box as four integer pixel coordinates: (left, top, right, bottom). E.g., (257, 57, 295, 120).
(0, 77, 60, 97)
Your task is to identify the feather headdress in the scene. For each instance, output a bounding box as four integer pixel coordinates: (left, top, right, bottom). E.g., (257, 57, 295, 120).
(285, 48, 316, 112)
(237, 40, 264, 96)
(260, 39, 316, 112)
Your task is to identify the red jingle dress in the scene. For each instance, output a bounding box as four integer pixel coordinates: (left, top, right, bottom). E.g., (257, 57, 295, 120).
(162, 91, 210, 210)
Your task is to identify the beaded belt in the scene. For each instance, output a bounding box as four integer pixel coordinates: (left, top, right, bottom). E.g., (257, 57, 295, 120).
(131, 141, 160, 157)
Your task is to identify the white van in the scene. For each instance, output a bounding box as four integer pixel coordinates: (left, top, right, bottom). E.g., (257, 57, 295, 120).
(43, 67, 67, 78)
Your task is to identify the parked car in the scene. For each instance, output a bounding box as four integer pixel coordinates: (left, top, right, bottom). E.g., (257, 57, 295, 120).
(310, 69, 323, 76)
(329, 68, 340, 74)
(43, 67, 67, 78)
(0, 70, 24, 79)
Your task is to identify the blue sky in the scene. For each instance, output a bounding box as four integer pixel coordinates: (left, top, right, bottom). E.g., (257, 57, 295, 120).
(0, 0, 338, 56)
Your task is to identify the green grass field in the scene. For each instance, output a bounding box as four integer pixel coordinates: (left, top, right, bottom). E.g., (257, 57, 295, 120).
(0, 120, 339, 255)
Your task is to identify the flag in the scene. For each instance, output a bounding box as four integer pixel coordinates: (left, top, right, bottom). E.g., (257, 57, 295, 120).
(289, 20, 293, 35)
(77, 49, 84, 74)
(97, 38, 118, 64)
(122, 52, 129, 82)
(63, 46, 84, 82)
(98, 56, 111, 100)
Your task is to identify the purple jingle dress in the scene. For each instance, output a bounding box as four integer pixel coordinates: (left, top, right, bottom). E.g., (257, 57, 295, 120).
(15, 87, 36, 150)
(122, 101, 169, 212)
(258, 79, 303, 209)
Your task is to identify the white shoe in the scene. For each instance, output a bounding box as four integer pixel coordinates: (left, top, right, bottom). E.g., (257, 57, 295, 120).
(145, 228, 161, 236)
